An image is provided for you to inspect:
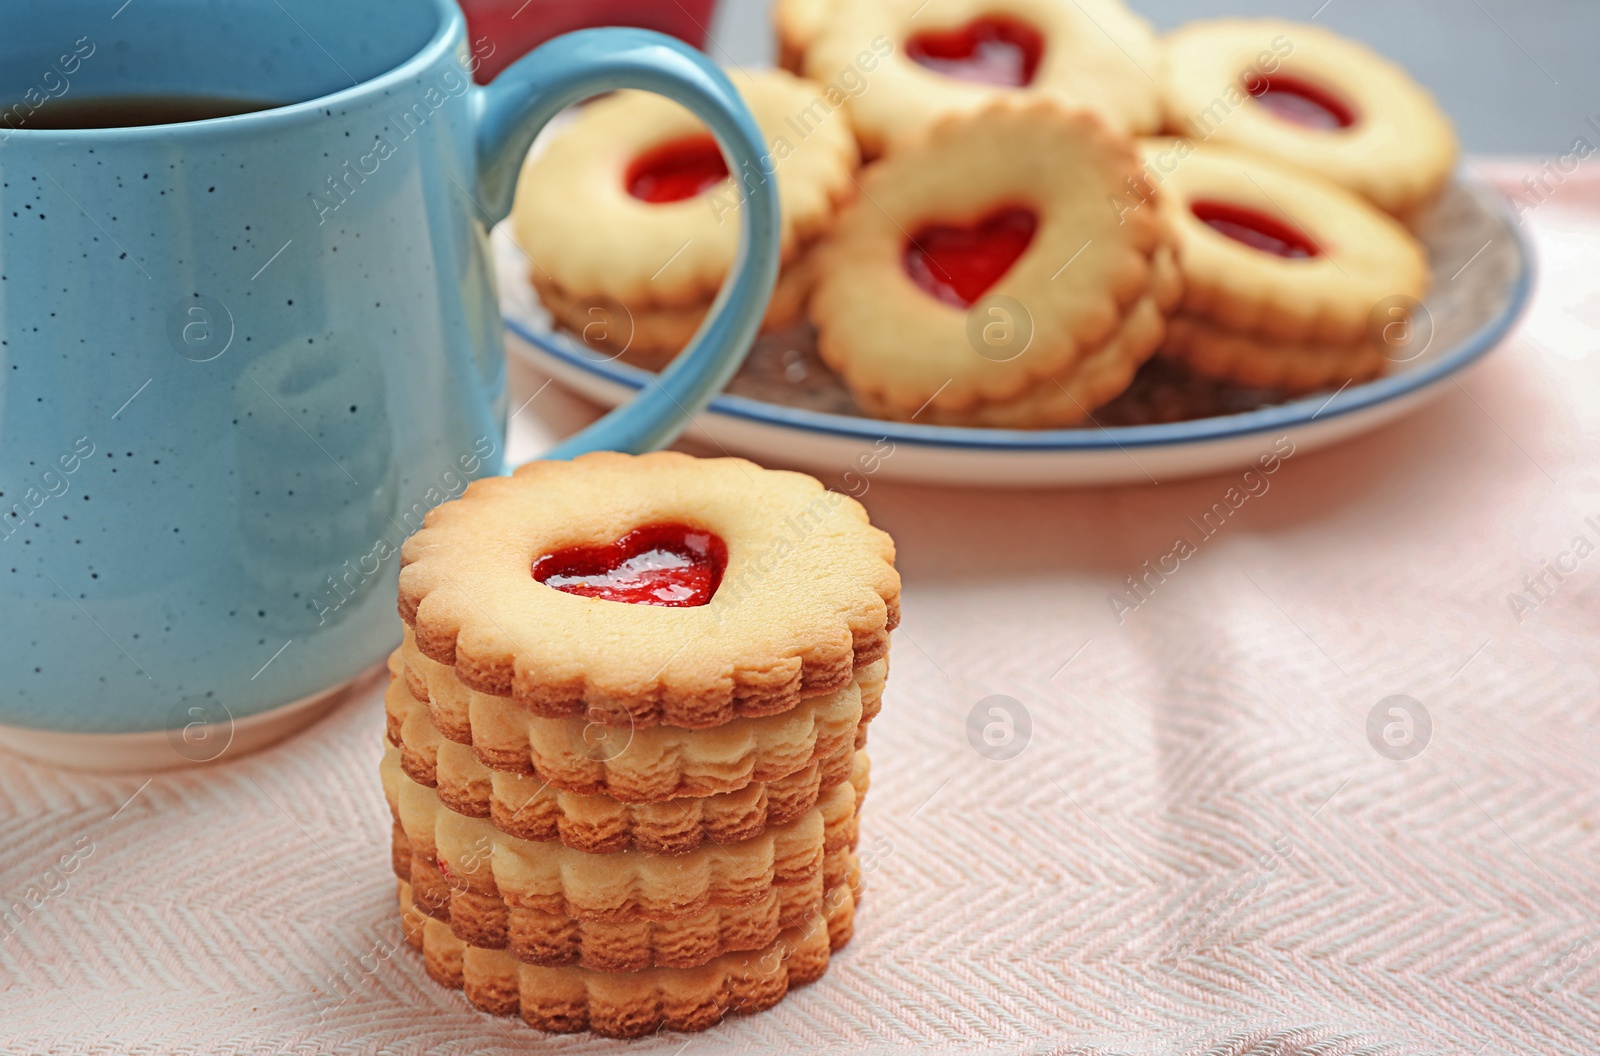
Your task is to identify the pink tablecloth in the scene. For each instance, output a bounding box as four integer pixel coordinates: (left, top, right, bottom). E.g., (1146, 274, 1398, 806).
(2, 167, 1597, 1056)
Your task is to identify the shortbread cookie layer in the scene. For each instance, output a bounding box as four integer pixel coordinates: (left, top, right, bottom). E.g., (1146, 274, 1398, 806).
(395, 643, 882, 800)
(1159, 312, 1387, 392)
(398, 873, 857, 1037)
(399, 452, 900, 728)
(1161, 19, 1457, 221)
(1140, 139, 1428, 346)
(388, 683, 874, 852)
(812, 102, 1167, 416)
(805, 0, 1162, 157)
(511, 69, 857, 309)
(383, 749, 865, 924)
(402, 627, 888, 740)
(531, 245, 819, 371)
(394, 817, 861, 971)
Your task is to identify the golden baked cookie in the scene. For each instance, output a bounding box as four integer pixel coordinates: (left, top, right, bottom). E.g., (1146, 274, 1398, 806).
(398, 870, 857, 1036)
(810, 102, 1169, 422)
(1139, 138, 1428, 346)
(397, 633, 889, 756)
(390, 755, 865, 972)
(397, 652, 868, 797)
(398, 452, 900, 729)
(511, 68, 858, 309)
(805, 0, 1162, 157)
(390, 648, 883, 801)
(1161, 19, 1458, 221)
(400, 629, 889, 744)
(397, 818, 859, 972)
(383, 746, 864, 924)
(389, 669, 874, 854)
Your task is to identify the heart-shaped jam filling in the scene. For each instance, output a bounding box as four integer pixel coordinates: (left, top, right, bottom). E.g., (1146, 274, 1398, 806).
(906, 16, 1044, 87)
(626, 135, 730, 203)
(904, 206, 1038, 308)
(1191, 200, 1319, 259)
(1246, 74, 1356, 131)
(533, 523, 727, 607)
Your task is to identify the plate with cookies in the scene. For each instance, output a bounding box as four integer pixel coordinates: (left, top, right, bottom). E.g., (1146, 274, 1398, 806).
(498, 3, 1533, 487)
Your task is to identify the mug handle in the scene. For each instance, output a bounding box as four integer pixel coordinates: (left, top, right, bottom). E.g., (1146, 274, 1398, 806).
(473, 28, 780, 459)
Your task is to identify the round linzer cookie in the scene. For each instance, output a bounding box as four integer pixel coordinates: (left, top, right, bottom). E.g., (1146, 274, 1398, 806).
(805, 0, 1162, 157)
(1139, 138, 1427, 391)
(397, 452, 900, 729)
(809, 102, 1173, 425)
(1161, 19, 1458, 221)
(511, 68, 858, 366)
(398, 870, 857, 1037)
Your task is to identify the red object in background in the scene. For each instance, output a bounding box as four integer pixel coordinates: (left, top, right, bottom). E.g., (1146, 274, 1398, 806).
(905, 16, 1045, 88)
(460, 0, 718, 82)
(1246, 74, 1357, 130)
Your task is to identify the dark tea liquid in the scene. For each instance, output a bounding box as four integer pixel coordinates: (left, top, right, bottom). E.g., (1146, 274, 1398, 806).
(13, 94, 285, 129)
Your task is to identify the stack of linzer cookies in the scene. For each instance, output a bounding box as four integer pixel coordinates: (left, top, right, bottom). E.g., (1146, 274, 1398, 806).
(382, 452, 900, 1036)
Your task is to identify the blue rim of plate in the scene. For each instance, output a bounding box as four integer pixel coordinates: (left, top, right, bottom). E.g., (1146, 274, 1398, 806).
(505, 179, 1535, 452)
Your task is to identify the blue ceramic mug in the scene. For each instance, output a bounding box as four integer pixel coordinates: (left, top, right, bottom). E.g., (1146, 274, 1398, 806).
(0, 0, 779, 767)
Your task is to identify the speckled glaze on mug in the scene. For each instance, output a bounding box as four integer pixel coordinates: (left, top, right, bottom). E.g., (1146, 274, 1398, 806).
(0, 0, 780, 753)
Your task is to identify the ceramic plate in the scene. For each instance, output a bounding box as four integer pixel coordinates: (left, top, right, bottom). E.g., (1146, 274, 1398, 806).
(498, 175, 1533, 487)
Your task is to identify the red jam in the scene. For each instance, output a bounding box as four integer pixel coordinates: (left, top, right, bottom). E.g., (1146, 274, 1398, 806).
(533, 524, 727, 607)
(1247, 75, 1356, 131)
(906, 17, 1044, 87)
(904, 206, 1038, 308)
(625, 135, 729, 203)
(1191, 200, 1320, 259)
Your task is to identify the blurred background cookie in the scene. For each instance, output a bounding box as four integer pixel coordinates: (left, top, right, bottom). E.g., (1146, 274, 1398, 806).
(1161, 18, 1459, 223)
(802, 0, 1163, 157)
(1140, 138, 1428, 392)
(811, 102, 1178, 426)
(511, 68, 858, 369)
